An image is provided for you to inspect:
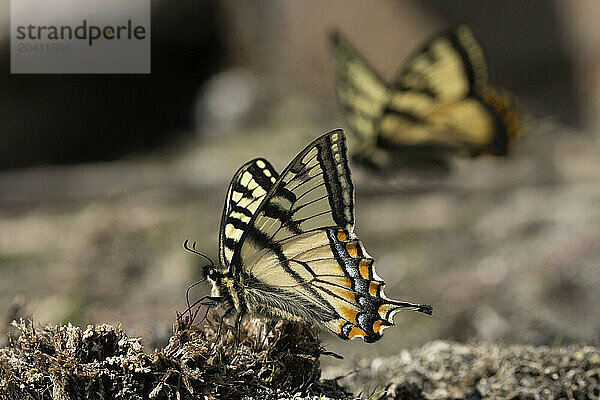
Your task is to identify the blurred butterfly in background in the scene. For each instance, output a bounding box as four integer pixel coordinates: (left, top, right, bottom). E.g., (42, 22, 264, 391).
(330, 25, 520, 172)
(185, 130, 432, 343)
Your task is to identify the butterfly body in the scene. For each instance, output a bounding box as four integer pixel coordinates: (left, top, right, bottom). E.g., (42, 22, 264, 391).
(198, 130, 432, 343)
(331, 26, 520, 171)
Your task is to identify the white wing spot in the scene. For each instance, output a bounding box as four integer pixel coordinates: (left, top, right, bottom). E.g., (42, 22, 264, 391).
(345, 208, 352, 220)
(224, 247, 234, 262)
(270, 177, 276, 183)
(334, 153, 341, 162)
(230, 211, 251, 223)
(247, 178, 259, 191)
(331, 132, 339, 141)
(225, 223, 244, 241)
(256, 160, 266, 168)
(241, 171, 252, 186)
(263, 169, 272, 177)
(340, 175, 347, 188)
(232, 191, 243, 203)
(253, 186, 266, 197)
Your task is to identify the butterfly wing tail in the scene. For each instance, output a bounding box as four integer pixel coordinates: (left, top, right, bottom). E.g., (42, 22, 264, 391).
(387, 300, 433, 316)
(330, 31, 388, 148)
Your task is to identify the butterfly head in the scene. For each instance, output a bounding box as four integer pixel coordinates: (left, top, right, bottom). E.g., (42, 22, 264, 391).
(196, 254, 234, 300)
(202, 263, 218, 282)
(183, 238, 222, 288)
(201, 263, 224, 298)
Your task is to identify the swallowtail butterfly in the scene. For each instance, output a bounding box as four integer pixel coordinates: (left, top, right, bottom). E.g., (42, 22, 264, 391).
(188, 130, 432, 342)
(331, 26, 520, 171)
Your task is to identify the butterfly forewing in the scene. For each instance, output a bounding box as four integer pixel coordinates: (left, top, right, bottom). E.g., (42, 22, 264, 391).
(330, 32, 389, 144)
(218, 158, 279, 270)
(392, 25, 488, 101)
(383, 26, 488, 133)
(233, 130, 354, 271)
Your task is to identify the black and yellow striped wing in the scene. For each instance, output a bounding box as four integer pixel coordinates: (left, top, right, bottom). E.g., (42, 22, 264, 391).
(383, 25, 517, 156)
(232, 129, 354, 273)
(225, 130, 431, 342)
(392, 25, 488, 101)
(218, 158, 279, 271)
(330, 32, 388, 148)
(244, 226, 432, 342)
(330, 26, 520, 170)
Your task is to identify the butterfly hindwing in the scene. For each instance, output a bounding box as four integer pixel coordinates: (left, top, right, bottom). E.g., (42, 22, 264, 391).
(218, 158, 279, 270)
(320, 227, 432, 342)
(243, 226, 432, 342)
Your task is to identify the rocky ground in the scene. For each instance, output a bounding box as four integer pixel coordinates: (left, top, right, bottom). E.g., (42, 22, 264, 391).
(326, 340, 600, 399)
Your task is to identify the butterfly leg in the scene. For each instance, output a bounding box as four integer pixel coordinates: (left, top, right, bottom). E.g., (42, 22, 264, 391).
(232, 309, 246, 355)
(211, 305, 235, 352)
(187, 295, 221, 327)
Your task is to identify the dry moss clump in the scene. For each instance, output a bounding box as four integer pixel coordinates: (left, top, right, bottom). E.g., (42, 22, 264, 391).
(0, 318, 350, 400)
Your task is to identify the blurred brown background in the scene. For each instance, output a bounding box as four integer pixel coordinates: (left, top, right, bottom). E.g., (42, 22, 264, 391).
(1, 0, 599, 364)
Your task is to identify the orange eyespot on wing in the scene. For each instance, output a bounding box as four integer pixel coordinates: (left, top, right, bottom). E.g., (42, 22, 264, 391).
(358, 259, 371, 279)
(346, 242, 358, 257)
(337, 229, 348, 242)
(368, 281, 380, 296)
(378, 304, 391, 320)
(372, 320, 383, 334)
(348, 326, 367, 339)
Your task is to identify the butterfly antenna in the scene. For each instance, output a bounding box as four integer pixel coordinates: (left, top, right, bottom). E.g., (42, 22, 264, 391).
(183, 238, 216, 269)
